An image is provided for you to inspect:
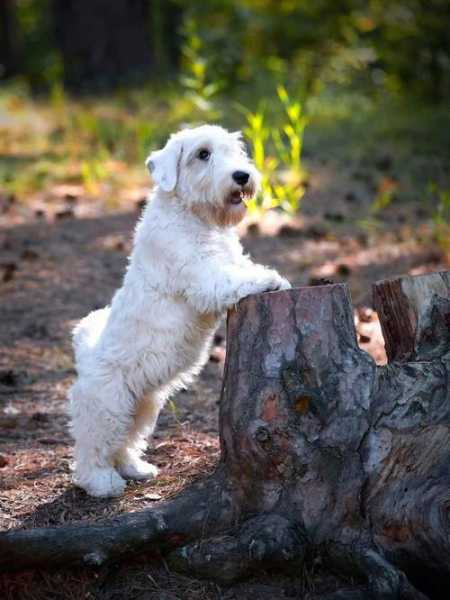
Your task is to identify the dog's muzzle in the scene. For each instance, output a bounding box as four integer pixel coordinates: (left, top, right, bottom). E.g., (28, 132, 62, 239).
(227, 183, 256, 206)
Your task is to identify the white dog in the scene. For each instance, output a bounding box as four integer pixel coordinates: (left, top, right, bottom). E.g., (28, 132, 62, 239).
(69, 124, 290, 497)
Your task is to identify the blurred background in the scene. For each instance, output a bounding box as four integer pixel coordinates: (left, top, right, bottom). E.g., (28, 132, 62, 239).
(1, 0, 449, 227)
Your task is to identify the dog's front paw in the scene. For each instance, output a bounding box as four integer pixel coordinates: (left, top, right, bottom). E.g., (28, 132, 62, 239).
(254, 272, 291, 294)
(76, 467, 127, 498)
(117, 457, 159, 481)
(275, 276, 292, 291)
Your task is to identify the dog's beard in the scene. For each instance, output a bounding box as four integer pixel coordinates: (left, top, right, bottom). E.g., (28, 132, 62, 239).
(191, 200, 246, 227)
(191, 185, 255, 227)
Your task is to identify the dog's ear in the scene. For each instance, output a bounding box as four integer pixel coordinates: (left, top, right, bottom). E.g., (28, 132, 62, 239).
(145, 138, 183, 192)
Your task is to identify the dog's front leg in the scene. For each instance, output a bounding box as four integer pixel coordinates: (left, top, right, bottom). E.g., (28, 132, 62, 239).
(183, 262, 291, 314)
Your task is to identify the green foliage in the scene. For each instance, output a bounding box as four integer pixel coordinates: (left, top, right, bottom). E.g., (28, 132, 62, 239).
(5, 1, 450, 105)
(179, 18, 223, 119)
(367, 0, 450, 102)
(370, 178, 398, 215)
(80, 155, 110, 195)
(178, 17, 309, 217)
(242, 86, 308, 215)
(15, 0, 63, 89)
(178, 0, 450, 104)
(167, 399, 183, 427)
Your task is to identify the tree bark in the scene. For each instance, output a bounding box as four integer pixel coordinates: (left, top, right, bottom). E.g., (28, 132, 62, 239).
(1, 270, 449, 599)
(373, 271, 450, 362)
(0, 0, 21, 79)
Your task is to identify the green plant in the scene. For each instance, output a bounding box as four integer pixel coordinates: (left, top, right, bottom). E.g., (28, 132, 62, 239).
(180, 18, 223, 118)
(135, 120, 156, 162)
(370, 177, 398, 215)
(80, 152, 110, 194)
(242, 110, 274, 212)
(167, 399, 184, 429)
(243, 86, 308, 215)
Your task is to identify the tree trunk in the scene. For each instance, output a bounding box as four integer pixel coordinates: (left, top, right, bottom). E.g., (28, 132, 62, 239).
(52, 0, 153, 91)
(0, 0, 20, 79)
(150, 0, 182, 76)
(1, 270, 449, 599)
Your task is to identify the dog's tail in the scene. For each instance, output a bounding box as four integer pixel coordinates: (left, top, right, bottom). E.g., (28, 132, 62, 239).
(72, 307, 111, 362)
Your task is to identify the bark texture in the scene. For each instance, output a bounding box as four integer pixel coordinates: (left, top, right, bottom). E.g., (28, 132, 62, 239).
(373, 271, 450, 362)
(1, 270, 449, 599)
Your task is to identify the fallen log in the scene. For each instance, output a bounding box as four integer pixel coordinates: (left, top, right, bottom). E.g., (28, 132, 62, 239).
(1, 270, 449, 599)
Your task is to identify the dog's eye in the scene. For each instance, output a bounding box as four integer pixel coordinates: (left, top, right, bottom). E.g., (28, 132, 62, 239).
(197, 149, 210, 161)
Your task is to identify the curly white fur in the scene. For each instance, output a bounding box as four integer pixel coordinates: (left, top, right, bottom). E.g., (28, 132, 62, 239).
(69, 125, 290, 497)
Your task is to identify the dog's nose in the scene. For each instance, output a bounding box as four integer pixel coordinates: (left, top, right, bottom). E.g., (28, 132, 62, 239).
(232, 171, 250, 186)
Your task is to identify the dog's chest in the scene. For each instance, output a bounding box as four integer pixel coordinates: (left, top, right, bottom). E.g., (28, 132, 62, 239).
(176, 305, 218, 349)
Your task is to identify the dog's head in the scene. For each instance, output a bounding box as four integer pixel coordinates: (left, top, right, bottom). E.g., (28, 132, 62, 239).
(146, 125, 260, 226)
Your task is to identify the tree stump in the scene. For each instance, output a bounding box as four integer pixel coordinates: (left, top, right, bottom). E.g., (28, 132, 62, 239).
(1, 270, 449, 600)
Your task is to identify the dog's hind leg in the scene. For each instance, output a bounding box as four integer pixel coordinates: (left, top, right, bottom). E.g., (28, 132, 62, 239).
(114, 390, 162, 481)
(69, 375, 137, 497)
